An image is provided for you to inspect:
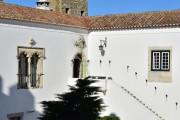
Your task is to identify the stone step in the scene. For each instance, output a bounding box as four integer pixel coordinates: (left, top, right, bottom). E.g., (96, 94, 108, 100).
(120, 85, 166, 120)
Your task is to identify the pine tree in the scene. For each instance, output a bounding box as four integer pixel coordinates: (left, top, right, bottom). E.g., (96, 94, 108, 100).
(98, 113, 120, 120)
(39, 77, 105, 120)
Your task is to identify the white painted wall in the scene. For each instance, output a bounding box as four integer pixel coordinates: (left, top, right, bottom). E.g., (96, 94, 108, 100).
(88, 28, 180, 120)
(0, 21, 88, 120)
(1, 19, 180, 120)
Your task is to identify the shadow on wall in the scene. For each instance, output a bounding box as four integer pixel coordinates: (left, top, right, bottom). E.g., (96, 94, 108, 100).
(0, 75, 40, 120)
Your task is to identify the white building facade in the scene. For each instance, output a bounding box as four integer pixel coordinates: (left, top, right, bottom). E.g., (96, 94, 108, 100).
(1, 2, 180, 120)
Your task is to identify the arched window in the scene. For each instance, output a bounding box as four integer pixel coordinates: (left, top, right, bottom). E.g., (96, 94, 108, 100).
(18, 52, 28, 88)
(73, 53, 82, 78)
(30, 53, 39, 87)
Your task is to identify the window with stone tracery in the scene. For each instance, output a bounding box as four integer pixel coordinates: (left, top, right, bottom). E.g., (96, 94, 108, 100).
(17, 47, 45, 89)
(18, 52, 28, 88)
(73, 53, 82, 78)
(73, 35, 88, 79)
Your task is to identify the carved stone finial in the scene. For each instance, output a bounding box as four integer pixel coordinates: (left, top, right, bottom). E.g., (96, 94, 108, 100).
(75, 35, 86, 49)
(28, 38, 36, 47)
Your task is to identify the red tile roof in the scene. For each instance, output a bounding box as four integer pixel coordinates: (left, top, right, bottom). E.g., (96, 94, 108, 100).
(0, 3, 89, 29)
(89, 11, 180, 30)
(1, 3, 180, 30)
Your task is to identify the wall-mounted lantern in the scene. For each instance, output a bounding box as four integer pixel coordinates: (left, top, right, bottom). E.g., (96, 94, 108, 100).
(99, 37, 107, 56)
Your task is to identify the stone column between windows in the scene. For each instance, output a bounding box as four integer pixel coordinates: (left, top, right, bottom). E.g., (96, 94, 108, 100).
(27, 53, 32, 88)
(38, 56, 43, 88)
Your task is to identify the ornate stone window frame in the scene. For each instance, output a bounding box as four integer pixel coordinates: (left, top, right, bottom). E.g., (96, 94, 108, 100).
(72, 35, 88, 79)
(17, 46, 45, 89)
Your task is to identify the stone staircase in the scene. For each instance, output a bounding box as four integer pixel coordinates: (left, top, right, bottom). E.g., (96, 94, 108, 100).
(88, 75, 166, 120)
(111, 80, 166, 120)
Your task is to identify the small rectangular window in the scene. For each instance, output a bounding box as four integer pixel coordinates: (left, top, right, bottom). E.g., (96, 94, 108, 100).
(152, 52, 160, 70)
(65, 8, 70, 14)
(148, 47, 172, 82)
(81, 11, 84, 16)
(151, 50, 170, 71)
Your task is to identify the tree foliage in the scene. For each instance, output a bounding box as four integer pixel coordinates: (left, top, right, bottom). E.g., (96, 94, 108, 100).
(39, 77, 105, 120)
(98, 113, 120, 120)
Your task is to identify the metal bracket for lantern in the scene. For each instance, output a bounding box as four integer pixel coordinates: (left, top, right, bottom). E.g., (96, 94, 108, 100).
(176, 102, 178, 110)
(154, 86, 157, 94)
(165, 94, 168, 101)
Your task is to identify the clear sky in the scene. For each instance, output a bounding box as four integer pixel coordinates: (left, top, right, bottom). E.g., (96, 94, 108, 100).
(4, 0, 180, 16)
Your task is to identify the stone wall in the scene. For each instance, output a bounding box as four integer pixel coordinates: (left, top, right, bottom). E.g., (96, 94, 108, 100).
(49, 0, 88, 16)
(49, 0, 61, 12)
